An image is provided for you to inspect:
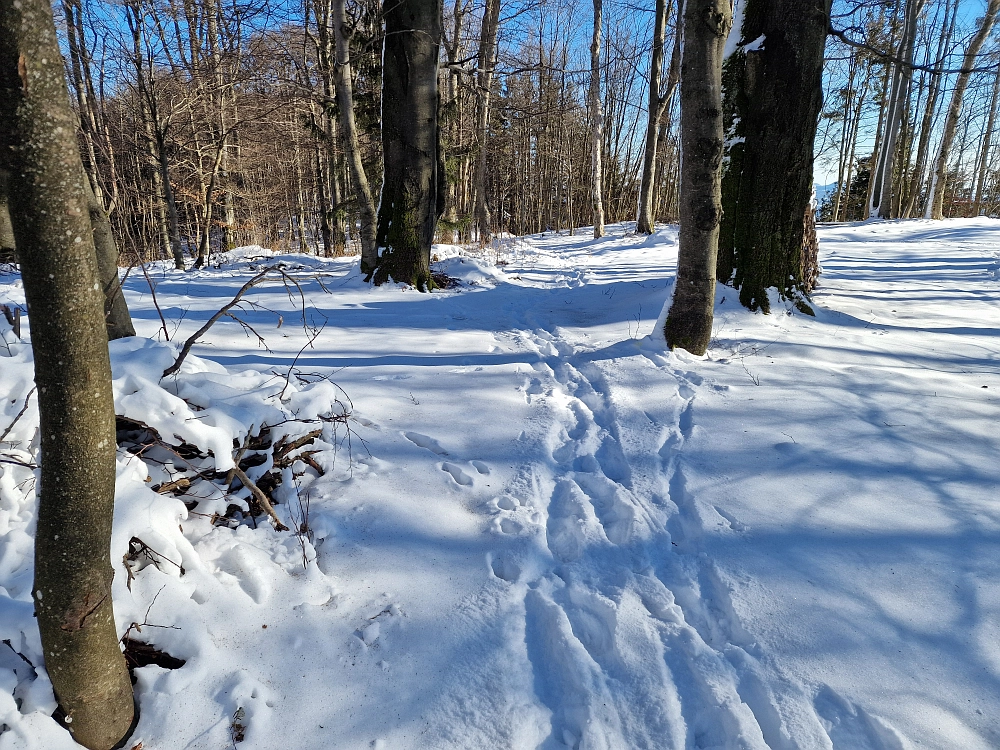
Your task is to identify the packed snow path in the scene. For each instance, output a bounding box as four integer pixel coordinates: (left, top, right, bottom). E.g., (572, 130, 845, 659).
(0, 219, 998, 749)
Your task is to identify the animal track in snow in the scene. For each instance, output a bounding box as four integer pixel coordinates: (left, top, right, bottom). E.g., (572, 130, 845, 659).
(496, 495, 519, 511)
(403, 431, 449, 455)
(489, 552, 522, 582)
(441, 462, 473, 486)
(471, 460, 490, 475)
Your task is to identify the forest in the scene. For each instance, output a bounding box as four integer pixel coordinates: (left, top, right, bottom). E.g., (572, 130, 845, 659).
(0, 0, 999, 748)
(2, 0, 997, 263)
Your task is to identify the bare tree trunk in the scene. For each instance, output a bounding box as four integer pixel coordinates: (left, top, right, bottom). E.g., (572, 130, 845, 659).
(929, 0, 1000, 219)
(157, 130, 185, 268)
(869, 0, 922, 218)
(473, 0, 501, 243)
(332, 0, 377, 272)
(665, 0, 731, 354)
(637, 0, 679, 234)
(864, 60, 892, 217)
(84, 178, 136, 340)
(974, 61, 1000, 215)
(195, 139, 227, 266)
(374, 0, 442, 290)
(589, 0, 605, 238)
(0, 1, 136, 748)
(903, 0, 956, 217)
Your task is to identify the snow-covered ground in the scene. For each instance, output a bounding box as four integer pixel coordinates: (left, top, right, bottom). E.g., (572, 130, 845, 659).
(1, 218, 998, 749)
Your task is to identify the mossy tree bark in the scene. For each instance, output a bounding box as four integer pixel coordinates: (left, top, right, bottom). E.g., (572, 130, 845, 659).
(0, 0, 136, 747)
(664, 0, 731, 355)
(717, 0, 829, 313)
(373, 0, 443, 290)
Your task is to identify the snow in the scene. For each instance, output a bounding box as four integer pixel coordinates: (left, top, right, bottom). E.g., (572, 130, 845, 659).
(1, 218, 999, 749)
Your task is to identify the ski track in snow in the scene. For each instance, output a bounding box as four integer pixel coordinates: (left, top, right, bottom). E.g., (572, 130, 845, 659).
(2, 220, 999, 749)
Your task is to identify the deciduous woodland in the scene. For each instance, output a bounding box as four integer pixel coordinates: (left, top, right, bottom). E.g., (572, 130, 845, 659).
(28, 0, 1000, 266)
(1, 0, 1000, 748)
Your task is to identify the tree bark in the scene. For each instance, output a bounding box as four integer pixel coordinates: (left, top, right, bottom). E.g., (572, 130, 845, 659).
(85, 178, 136, 340)
(0, 168, 15, 263)
(664, 0, 731, 354)
(0, 0, 136, 748)
(589, 0, 606, 238)
(716, 0, 828, 312)
(903, 0, 956, 218)
(928, 0, 1000, 220)
(974, 62, 1000, 215)
(374, 0, 442, 290)
(637, 0, 678, 234)
(333, 0, 378, 273)
(473, 0, 501, 243)
(869, 0, 922, 219)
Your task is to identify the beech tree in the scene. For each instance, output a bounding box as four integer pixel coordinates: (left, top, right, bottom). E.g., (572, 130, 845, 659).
(637, 0, 680, 235)
(0, 1, 136, 749)
(373, 0, 444, 289)
(473, 0, 501, 243)
(333, 0, 378, 273)
(717, 0, 828, 312)
(664, 0, 731, 354)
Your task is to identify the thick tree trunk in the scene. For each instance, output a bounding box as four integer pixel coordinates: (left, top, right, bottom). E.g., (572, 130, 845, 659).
(0, 0, 136, 748)
(664, 0, 731, 354)
(929, 0, 1000, 220)
(332, 0, 378, 273)
(374, 0, 442, 290)
(589, 0, 606, 238)
(717, 0, 828, 312)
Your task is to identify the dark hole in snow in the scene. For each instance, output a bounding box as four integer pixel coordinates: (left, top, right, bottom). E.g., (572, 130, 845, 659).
(122, 637, 186, 682)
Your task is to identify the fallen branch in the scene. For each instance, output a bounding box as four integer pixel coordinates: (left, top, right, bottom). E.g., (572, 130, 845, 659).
(230, 464, 289, 531)
(274, 429, 323, 465)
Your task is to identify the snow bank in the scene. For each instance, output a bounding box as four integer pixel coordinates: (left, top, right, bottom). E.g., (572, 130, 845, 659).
(0, 327, 347, 748)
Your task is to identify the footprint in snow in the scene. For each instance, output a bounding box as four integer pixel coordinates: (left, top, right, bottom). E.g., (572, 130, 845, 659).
(403, 431, 449, 455)
(522, 377, 545, 403)
(489, 552, 522, 583)
(441, 462, 474, 486)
